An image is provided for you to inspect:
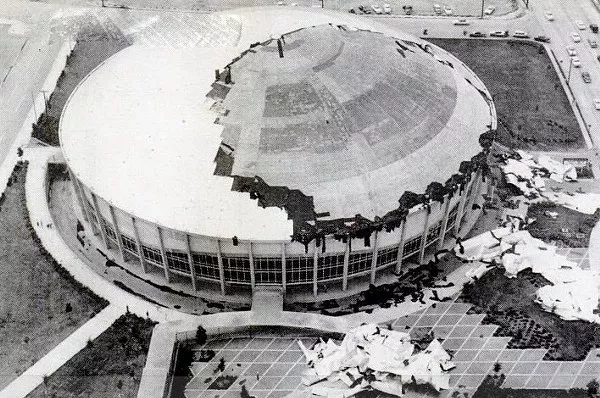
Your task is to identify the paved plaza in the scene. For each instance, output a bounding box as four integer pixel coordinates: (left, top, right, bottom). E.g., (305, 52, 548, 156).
(184, 296, 600, 398)
(393, 301, 600, 396)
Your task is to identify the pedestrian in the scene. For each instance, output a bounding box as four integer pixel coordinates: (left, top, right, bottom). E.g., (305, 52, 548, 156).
(256, 372, 260, 381)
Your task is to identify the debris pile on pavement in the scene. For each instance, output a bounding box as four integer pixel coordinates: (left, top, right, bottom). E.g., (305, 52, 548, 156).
(455, 221, 599, 323)
(501, 150, 576, 198)
(500, 150, 600, 214)
(297, 324, 455, 397)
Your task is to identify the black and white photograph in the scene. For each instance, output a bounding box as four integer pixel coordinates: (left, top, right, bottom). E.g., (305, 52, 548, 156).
(0, 0, 600, 397)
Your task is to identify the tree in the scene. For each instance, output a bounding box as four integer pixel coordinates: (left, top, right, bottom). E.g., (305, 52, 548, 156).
(587, 379, 599, 397)
(240, 385, 253, 398)
(217, 357, 226, 372)
(195, 325, 207, 346)
(493, 362, 502, 373)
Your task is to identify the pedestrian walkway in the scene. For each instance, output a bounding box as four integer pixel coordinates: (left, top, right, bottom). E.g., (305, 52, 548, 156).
(0, 304, 123, 398)
(24, 146, 195, 324)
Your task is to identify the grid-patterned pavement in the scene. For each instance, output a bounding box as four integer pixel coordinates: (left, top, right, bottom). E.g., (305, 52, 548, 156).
(555, 247, 590, 270)
(390, 301, 600, 397)
(185, 336, 314, 398)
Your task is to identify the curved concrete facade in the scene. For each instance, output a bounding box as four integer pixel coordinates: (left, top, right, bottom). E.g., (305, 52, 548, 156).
(70, 168, 485, 298)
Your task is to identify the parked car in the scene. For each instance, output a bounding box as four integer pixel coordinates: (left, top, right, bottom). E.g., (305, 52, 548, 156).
(597, 54, 600, 62)
(591, 24, 599, 33)
(589, 39, 598, 48)
(513, 30, 529, 38)
(433, 3, 442, 14)
(490, 30, 509, 37)
(453, 18, 470, 25)
(349, 7, 356, 13)
(371, 4, 383, 14)
(534, 35, 551, 43)
(544, 11, 555, 21)
(576, 20, 586, 30)
(383, 3, 392, 14)
(469, 31, 487, 38)
(443, 5, 452, 15)
(484, 5, 496, 15)
(572, 32, 582, 42)
(566, 45, 577, 56)
(582, 71, 591, 83)
(593, 98, 600, 110)
(572, 57, 581, 67)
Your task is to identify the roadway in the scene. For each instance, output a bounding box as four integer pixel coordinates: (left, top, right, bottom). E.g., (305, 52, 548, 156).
(0, 2, 63, 180)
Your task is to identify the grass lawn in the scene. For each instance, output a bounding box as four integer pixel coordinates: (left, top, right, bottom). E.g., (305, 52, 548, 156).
(460, 267, 600, 360)
(0, 163, 107, 390)
(27, 313, 155, 398)
(33, 20, 129, 146)
(527, 202, 600, 247)
(430, 39, 584, 151)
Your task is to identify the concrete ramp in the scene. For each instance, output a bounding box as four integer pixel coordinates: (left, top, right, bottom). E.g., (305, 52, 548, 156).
(251, 285, 284, 315)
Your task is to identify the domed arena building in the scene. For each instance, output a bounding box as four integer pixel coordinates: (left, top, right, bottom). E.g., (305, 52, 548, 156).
(60, 7, 496, 301)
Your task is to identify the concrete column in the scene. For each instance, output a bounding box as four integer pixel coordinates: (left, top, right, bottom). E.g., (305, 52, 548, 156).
(185, 234, 198, 291)
(342, 238, 350, 291)
(454, 182, 469, 236)
(437, 195, 453, 251)
(313, 241, 319, 298)
(281, 242, 287, 293)
(156, 226, 171, 283)
(131, 216, 148, 273)
(215, 239, 226, 295)
(108, 204, 126, 262)
(395, 220, 407, 274)
(68, 170, 88, 223)
(418, 208, 431, 264)
(370, 231, 379, 285)
(248, 242, 255, 288)
(90, 193, 110, 250)
(75, 178, 95, 229)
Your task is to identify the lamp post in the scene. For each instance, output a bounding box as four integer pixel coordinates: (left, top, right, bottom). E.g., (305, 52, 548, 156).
(567, 57, 574, 86)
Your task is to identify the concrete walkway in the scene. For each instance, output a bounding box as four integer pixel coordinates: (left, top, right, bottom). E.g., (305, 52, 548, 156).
(0, 304, 123, 398)
(24, 147, 196, 324)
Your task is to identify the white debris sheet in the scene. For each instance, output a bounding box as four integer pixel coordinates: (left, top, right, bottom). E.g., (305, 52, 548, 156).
(297, 324, 455, 397)
(501, 151, 577, 197)
(456, 227, 600, 323)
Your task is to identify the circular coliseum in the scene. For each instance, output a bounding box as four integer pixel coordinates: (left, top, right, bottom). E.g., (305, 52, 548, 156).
(60, 7, 495, 301)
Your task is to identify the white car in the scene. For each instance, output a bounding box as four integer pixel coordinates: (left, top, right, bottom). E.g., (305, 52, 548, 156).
(513, 30, 529, 38)
(484, 5, 496, 15)
(566, 45, 577, 56)
(371, 4, 383, 14)
(453, 18, 470, 25)
(433, 3, 442, 14)
(572, 57, 581, 67)
(383, 3, 392, 14)
(593, 98, 600, 110)
(544, 11, 554, 21)
(443, 5, 453, 15)
(576, 20, 586, 30)
(571, 32, 582, 42)
(589, 39, 598, 48)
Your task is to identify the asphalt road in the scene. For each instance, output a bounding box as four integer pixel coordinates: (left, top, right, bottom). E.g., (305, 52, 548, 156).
(0, 2, 62, 175)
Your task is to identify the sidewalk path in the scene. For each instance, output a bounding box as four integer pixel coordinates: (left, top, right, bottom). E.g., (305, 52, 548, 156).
(0, 304, 123, 398)
(24, 147, 195, 324)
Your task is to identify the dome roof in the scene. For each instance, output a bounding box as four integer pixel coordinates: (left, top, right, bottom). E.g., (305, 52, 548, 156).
(60, 7, 493, 241)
